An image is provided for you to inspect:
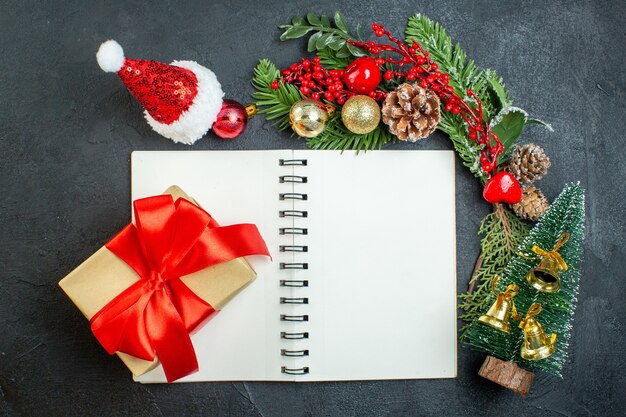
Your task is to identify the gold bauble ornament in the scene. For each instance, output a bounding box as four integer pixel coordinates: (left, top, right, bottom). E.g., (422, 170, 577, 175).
(341, 95, 381, 134)
(289, 99, 330, 138)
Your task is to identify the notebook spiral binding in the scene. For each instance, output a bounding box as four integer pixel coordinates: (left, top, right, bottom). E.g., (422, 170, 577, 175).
(280, 245, 308, 252)
(280, 157, 309, 377)
(281, 349, 309, 357)
(280, 262, 308, 270)
(281, 366, 309, 375)
(280, 297, 308, 304)
(281, 314, 309, 321)
(281, 332, 309, 339)
(279, 210, 308, 218)
(280, 228, 308, 235)
(280, 279, 308, 287)
(280, 193, 308, 201)
(280, 175, 308, 183)
(279, 159, 307, 166)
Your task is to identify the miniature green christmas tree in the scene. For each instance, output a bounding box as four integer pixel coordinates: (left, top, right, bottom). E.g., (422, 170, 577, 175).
(462, 183, 585, 395)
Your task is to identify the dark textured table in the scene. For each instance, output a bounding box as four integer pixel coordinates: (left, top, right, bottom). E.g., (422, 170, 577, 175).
(1, 1, 625, 416)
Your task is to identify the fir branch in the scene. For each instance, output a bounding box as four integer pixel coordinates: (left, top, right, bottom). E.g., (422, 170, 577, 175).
(459, 205, 530, 337)
(405, 15, 484, 109)
(482, 69, 511, 110)
(307, 116, 395, 151)
(251, 59, 303, 131)
(495, 203, 513, 252)
(405, 14, 550, 181)
(438, 113, 488, 183)
(405, 14, 502, 182)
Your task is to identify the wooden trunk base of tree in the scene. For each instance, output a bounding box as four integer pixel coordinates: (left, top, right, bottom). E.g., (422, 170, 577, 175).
(478, 355, 535, 397)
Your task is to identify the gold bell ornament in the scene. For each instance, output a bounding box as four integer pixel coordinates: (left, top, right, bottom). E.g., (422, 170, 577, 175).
(520, 232, 570, 293)
(478, 275, 521, 332)
(519, 303, 557, 361)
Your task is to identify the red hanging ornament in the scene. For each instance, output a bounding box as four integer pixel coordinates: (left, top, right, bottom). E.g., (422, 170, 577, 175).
(483, 171, 522, 204)
(343, 57, 382, 94)
(212, 100, 258, 139)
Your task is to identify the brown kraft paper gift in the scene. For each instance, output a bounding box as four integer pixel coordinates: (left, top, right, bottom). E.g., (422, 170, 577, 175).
(59, 185, 257, 377)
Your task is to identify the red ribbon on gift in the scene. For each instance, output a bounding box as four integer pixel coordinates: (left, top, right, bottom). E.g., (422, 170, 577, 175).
(89, 194, 270, 382)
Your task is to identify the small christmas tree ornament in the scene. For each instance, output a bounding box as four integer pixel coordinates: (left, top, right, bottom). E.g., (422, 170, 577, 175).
(464, 184, 585, 395)
(519, 303, 557, 361)
(381, 83, 440, 142)
(510, 185, 550, 221)
(212, 100, 258, 139)
(289, 99, 332, 138)
(341, 95, 381, 134)
(343, 57, 382, 94)
(508, 143, 551, 184)
(97, 40, 251, 144)
(521, 232, 570, 293)
(482, 171, 522, 204)
(478, 276, 521, 333)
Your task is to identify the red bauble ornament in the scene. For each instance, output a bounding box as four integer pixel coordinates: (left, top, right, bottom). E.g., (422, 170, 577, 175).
(483, 171, 522, 204)
(343, 57, 382, 94)
(211, 99, 257, 139)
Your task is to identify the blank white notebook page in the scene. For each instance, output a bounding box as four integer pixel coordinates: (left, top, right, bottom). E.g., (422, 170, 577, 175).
(131, 150, 456, 382)
(297, 150, 456, 381)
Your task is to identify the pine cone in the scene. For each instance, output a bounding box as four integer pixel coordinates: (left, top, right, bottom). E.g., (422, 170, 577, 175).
(510, 185, 549, 221)
(382, 83, 441, 142)
(508, 143, 551, 183)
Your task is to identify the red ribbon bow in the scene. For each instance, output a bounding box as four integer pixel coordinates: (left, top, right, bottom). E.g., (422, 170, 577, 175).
(89, 194, 269, 382)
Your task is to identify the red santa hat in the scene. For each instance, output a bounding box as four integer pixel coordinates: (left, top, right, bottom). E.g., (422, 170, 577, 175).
(96, 40, 224, 144)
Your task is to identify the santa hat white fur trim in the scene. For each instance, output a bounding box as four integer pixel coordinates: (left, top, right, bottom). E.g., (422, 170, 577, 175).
(97, 40, 125, 73)
(143, 60, 224, 145)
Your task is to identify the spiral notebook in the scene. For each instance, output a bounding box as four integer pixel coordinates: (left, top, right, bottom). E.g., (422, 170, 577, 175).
(131, 150, 457, 382)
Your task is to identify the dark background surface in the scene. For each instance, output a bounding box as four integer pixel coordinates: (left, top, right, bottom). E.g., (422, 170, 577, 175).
(1, 0, 625, 416)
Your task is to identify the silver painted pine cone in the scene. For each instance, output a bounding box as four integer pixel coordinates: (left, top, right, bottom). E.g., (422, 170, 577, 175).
(382, 83, 441, 142)
(509, 143, 551, 183)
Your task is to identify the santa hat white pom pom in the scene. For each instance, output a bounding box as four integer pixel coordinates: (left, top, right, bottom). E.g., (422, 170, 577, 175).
(97, 40, 125, 72)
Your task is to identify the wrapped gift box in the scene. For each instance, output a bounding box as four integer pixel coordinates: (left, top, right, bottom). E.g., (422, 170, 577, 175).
(59, 186, 258, 377)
